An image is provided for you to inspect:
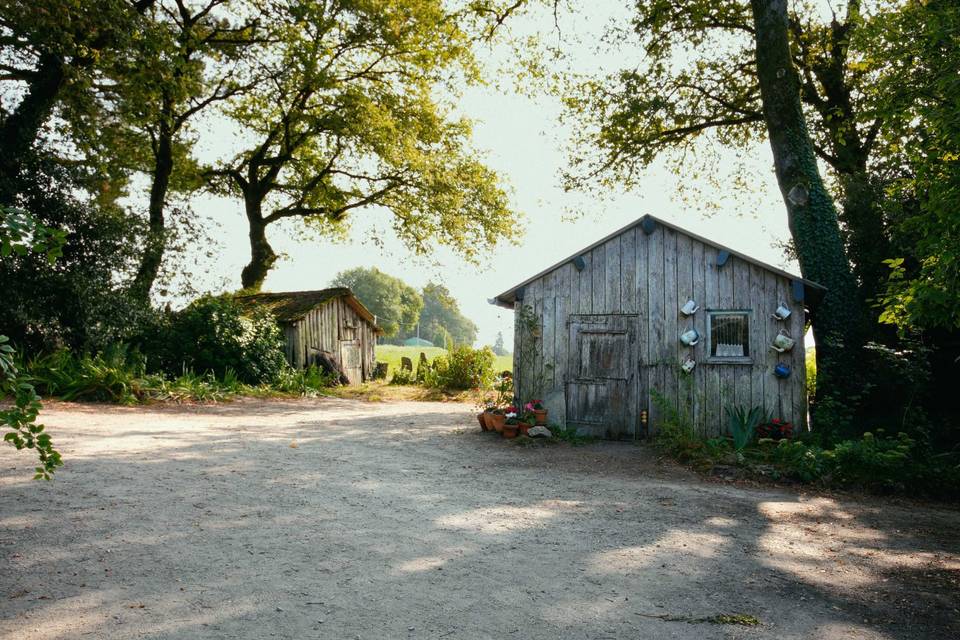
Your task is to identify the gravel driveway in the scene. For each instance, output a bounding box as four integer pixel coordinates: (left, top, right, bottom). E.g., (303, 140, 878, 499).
(2, 398, 958, 640)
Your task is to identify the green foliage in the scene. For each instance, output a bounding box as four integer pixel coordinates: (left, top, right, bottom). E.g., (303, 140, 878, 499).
(1, 208, 64, 478)
(767, 439, 827, 484)
(27, 346, 149, 404)
(332, 267, 423, 338)
(145, 296, 288, 385)
(547, 423, 596, 446)
(656, 416, 960, 497)
(0, 205, 65, 263)
(1, 336, 62, 479)
(0, 155, 151, 353)
(514, 304, 552, 400)
(827, 431, 915, 487)
(24, 346, 335, 404)
(874, 1, 960, 332)
(417, 282, 478, 347)
(651, 389, 710, 465)
(725, 405, 765, 451)
(805, 347, 817, 402)
(270, 365, 337, 397)
(389, 368, 417, 386)
(211, 0, 519, 288)
(422, 346, 495, 390)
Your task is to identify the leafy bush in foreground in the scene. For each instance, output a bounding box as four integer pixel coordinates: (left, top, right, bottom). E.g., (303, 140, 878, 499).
(1, 336, 62, 479)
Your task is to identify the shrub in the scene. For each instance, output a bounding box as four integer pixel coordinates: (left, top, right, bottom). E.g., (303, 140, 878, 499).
(272, 365, 336, 396)
(389, 367, 417, 385)
(145, 296, 287, 385)
(651, 389, 711, 465)
(27, 345, 148, 404)
(769, 439, 827, 483)
(423, 346, 495, 390)
(825, 431, 915, 488)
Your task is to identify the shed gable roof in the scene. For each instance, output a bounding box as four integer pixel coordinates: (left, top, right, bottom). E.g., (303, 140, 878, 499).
(235, 287, 383, 333)
(492, 214, 826, 309)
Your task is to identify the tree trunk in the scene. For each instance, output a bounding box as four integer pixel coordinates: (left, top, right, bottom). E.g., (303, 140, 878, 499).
(0, 54, 66, 204)
(130, 117, 174, 301)
(838, 171, 890, 308)
(750, 0, 865, 434)
(240, 195, 277, 291)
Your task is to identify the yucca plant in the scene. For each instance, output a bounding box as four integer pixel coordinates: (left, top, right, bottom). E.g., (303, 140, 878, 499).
(725, 405, 766, 451)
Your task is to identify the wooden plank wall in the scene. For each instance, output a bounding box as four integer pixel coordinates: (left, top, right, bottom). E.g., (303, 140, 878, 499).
(285, 298, 377, 382)
(513, 222, 808, 437)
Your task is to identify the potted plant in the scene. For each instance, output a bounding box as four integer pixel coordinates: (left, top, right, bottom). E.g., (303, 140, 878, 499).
(505, 408, 529, 437)
(526, 400, 547, 425)
(502, 412, 520, 438)
(489, 408, 507, 433)
(517, 414, 535, 436)
(480, 400, 497, 431)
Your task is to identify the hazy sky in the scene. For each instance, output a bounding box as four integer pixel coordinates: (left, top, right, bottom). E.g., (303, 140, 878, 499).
(183, 3, 795, 351)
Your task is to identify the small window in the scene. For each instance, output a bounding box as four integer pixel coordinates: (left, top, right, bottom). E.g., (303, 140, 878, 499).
(708, 311, 750, 360)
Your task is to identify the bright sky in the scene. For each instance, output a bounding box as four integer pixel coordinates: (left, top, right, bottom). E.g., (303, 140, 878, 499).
(182, 3, 795, 351)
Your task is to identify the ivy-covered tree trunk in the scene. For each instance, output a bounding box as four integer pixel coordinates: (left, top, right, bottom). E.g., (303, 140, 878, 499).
(750, 0, 864, 433)
(0, 53, 66, 204)
(240, 197, 277, 291)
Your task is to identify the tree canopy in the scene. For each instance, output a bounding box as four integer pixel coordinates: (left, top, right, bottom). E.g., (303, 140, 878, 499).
(331, 267, 423, 338)
(418, 282, 478, 347)
(207, 0, 519, 290)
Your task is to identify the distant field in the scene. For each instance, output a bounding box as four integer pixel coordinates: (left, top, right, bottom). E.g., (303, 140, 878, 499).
(375, 345, 512, 375)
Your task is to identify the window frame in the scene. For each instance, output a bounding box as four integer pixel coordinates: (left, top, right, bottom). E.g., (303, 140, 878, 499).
(705, 309, 753, 364)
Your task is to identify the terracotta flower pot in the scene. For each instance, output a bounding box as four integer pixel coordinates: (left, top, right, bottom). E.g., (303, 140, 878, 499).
(489, 413, 506, 432)
(518, 423, 531, 437)
(502, 424, 519, 439)
(477, 412, 488, 431)
(482, 411, 495, 430)
(533, 409, 548, 426)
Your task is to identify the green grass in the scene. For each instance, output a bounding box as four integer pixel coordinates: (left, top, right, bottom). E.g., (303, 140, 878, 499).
(375, 345, 512, 376)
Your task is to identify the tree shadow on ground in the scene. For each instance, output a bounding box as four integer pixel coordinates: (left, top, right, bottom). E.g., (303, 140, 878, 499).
(1, 400, 958, 639)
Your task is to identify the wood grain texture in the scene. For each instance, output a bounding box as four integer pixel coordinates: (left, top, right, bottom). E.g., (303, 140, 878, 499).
(592, 242, 606, 313)
(506, 222, 808, 438)
(605, 235, 622, 313)
(646, 226, 666, 430)
(691, 240, 708, 436)
(621, 228, 638, 313)
(733, 258, 753, 411)
(542, 270, 556, 391)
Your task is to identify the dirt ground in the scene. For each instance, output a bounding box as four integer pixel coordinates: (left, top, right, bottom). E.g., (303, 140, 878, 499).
(1, 399, 958, 640)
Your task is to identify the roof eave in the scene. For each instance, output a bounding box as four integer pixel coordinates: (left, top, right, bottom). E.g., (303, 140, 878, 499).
(490, 213, 827, 310)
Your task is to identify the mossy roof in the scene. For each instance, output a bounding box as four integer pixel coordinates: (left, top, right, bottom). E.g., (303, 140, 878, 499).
(235, 287, 383, 333)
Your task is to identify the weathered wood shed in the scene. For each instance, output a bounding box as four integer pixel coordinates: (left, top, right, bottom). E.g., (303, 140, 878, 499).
(492, 214, 825, 439)
(236, 288, 382, 384)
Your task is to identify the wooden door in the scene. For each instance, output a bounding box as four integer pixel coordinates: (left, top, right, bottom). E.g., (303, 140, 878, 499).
(339, 340, 363, 384)
(565, 314, 639, 439)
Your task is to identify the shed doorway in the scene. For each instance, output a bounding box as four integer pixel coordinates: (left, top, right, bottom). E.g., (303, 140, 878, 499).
(339, 340, 362, 384)
(565, 314, 640, 439)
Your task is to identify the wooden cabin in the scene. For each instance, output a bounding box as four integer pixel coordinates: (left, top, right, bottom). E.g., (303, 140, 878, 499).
(236, 288, 382, 384)
(492, 214, 825, 439)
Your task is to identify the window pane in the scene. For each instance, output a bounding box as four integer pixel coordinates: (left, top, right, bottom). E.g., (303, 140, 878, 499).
(710, 313, 749, 358)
